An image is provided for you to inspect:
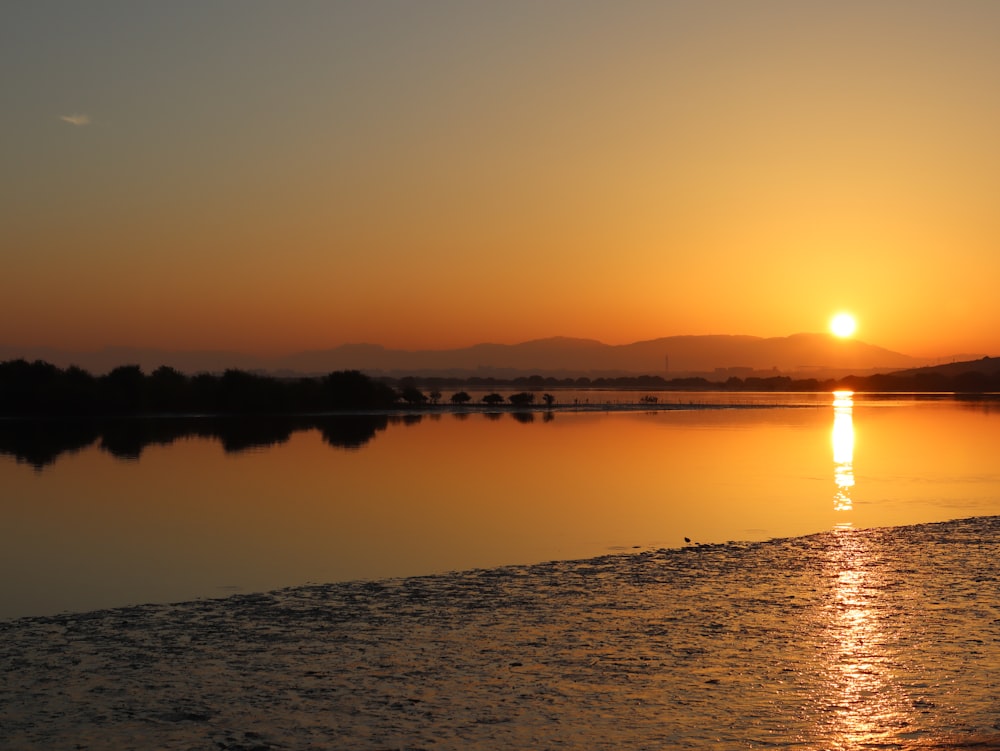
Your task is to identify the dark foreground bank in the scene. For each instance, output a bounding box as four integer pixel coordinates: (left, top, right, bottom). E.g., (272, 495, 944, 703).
(3, 515, 999, 750)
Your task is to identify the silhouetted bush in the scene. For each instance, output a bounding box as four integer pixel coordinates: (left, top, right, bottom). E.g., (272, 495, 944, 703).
(0, 359, 70, 415)
(323, 370, 398, 410)
(148, 365, 189, 412)
(101, 365, 146, 413)
(399, 386, 429, 406)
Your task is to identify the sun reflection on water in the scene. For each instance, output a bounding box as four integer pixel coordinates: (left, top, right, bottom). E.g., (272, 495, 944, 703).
(832, 390, 855, 518)
(821, 531, 913, 749)
(822, 391, 919, 745)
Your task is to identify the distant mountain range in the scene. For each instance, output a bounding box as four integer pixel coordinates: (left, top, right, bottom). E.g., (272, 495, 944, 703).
(2, 334, 984, 379)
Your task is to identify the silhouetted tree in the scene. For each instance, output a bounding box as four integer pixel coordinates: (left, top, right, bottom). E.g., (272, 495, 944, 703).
(101, 365, 146, 414)
(217, 369, 288, 413)
(0, 359, 66, 414)
(482, 393, 504, 406)
(450, 391, 472, 405)
(148, 365, 188, 412)
(324, 370, 398, 409)
(542, 393, 555, 406)
(53, 365, 98, 414)
(400, 386, 429, 406)
(508, 392, 535, 406)
(428, 390, 442, 404)
(189, 372, 221, 412)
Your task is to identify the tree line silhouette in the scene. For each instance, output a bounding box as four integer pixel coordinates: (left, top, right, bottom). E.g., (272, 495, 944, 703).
(0, 360, 402, 416)
(2, 358, 999, 418)
(0, 361, 563, 417)
(394, 370, 1000, 395)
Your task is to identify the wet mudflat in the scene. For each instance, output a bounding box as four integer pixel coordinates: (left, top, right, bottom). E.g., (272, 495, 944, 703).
(2, 516, 999, 750)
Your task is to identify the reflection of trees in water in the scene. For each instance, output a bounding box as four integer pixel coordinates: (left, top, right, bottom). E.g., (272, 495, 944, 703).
(0, 420, 100, 469)
(317, 416, 391, 450)
(0, 408, 556, 469)
(0, 415, 397, 470)
(99, 419, 196, 460)
(955, 394, 1000, 414)
(97, 417, 302, 459)
(213, 418, 298, 453)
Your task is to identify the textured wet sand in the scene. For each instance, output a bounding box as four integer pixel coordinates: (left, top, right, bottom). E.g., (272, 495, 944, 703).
(3, 517, 1000, 750)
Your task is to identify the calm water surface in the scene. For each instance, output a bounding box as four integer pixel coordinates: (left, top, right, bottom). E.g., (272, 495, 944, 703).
(2, 393, 999, 620)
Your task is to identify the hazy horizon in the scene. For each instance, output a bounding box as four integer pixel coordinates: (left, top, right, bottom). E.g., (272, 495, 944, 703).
(1, 328, 990, 360)
(6, 329, 989, 382)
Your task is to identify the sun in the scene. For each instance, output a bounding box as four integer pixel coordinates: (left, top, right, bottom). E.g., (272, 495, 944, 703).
(830, 312, 857, 338)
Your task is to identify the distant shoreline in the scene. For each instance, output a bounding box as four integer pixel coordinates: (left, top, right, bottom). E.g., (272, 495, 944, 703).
(2, 358, 999, 419)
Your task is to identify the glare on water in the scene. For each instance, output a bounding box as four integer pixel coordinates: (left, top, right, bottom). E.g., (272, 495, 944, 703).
(820, 531, 913, 748)
(832, 390, 855, 516)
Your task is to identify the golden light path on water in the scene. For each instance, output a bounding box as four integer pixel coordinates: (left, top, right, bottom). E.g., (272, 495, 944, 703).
(832, 390, 855, 517)
(824, 391, 915, 748)
(820, 532, 913, 749)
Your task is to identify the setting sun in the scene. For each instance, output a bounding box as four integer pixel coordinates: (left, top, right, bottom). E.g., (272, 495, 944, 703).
(830, 313, 857, 338)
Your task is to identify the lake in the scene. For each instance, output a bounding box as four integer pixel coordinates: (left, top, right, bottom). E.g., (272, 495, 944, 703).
(2, 392, 999, 621)
(4, 392, 1000, 749)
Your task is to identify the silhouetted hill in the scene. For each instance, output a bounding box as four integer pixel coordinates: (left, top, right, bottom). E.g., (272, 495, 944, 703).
(276, 334, 926, 378)
(0, 334, 947, 379)
(890, 356, 1000, 379)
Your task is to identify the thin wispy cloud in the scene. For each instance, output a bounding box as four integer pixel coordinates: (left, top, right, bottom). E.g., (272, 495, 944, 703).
(59, 113, 91, 126)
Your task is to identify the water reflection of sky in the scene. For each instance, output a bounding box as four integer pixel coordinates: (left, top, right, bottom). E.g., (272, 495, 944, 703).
(3, 398, 1000, 619)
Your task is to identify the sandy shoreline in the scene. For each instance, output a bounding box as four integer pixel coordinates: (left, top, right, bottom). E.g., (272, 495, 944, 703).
(3, 517, 1000, 750)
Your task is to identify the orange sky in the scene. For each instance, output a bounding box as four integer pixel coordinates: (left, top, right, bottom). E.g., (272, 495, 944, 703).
(3, 2, 1000, 359)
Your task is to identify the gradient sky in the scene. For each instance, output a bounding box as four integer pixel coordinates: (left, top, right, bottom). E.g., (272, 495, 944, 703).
(4, 1, 1000, 358)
